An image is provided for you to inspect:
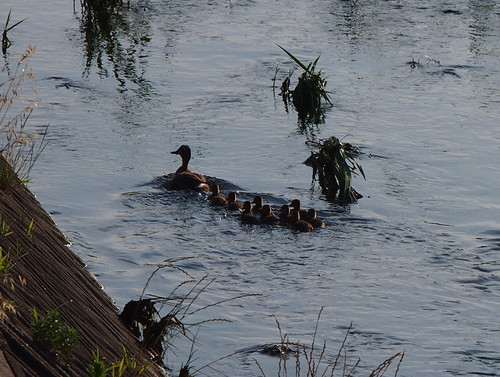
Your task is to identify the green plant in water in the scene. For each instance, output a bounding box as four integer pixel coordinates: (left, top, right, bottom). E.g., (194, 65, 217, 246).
(88, 346, 156, 377)
(278, 45, 332, 123)
(30, 308, 79, 358)
(2, 10, 27, 55)
(306, 137, 365, 205)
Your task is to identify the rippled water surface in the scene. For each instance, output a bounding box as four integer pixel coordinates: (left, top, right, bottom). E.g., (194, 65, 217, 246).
(2, 0, 500, 375)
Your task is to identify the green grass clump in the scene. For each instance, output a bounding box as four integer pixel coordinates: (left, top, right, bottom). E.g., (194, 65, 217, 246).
(30, 308, 80, 358)
(0, 247, 15, 274)
(0, 226, 26, 290)
(0, 215, 26, 321)
(0, 244, 18, 322)
(88, 346, 156, 377)
(306, 137, 365, 205)
(278, 45, 332, 123)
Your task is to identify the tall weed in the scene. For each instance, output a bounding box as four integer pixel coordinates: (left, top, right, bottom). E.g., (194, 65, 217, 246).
(0, 45, 46, 186)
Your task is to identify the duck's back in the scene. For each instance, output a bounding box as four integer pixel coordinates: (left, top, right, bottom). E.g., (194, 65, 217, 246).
(293, 220, 313, 232)
(165, 171, 209, 191)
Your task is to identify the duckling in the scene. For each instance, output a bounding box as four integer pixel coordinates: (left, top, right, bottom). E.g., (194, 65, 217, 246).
(290, 211, 313, 232)
(241, 201, 259, 224)
(279, 204, 293, 225)
(164, 145, 210, 191)
(290, 199, 309, 220)
(252, 195, 265, 216)
(208, 184, 227, 206)
(306, 209, 326, 228)
(226, 192, 243, 211)
(261, 205, 280, 225)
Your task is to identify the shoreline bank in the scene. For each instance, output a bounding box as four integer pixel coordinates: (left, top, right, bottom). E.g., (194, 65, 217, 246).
(0, 156, 164, 377)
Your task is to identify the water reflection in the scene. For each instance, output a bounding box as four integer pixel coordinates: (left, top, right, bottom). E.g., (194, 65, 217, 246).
(335, 0, 364, 41)
(77, 0, 153, 91)
(468, 0, 499, 56)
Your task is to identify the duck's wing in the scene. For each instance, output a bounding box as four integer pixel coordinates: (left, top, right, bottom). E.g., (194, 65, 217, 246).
(164, 172, 209, 191)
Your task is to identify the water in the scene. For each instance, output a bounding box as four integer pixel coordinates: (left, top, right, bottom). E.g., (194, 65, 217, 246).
(1, 0, 500, 375)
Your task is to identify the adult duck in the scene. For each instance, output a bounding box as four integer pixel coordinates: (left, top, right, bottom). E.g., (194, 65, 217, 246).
(208, 184, 227, 206)
(163, 145, 210, 191)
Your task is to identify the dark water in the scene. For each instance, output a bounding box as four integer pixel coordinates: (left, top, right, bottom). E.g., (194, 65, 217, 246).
(1, 0, 500, 375)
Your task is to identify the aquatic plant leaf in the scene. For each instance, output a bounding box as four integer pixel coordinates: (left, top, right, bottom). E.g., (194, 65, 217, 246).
(277, 45, 309, 72)
(5, 17, 27, 33)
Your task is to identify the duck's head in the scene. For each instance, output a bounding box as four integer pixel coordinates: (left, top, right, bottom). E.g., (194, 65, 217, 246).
(210, 184, 221, 195)
(290, 199, 301, 210)
(261, 204, 272, 217)
(252, 195, 264, 207)
(308, 208, 317, 218)
(243, 201, 253, 212)
(171, 145, 192, 160)
(280, 204, 290, 215)
(228, 192, 237, 202)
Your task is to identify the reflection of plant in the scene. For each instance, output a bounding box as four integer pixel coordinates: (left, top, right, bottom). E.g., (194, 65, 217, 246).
(78, 0, 152, 88)
(30, 308, 80, 358)
(306, 137, 365, 205)
(278, 45, 332, 123)
(1, 46, 47, 188)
